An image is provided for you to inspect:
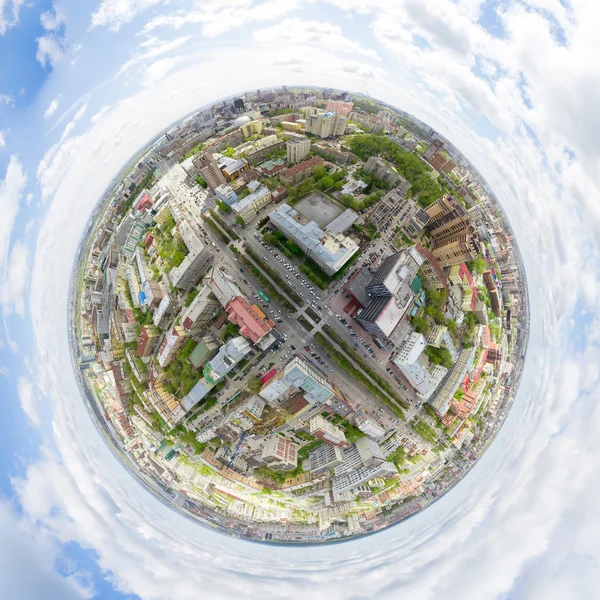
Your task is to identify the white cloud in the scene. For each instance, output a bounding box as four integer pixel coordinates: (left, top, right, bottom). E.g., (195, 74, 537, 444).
(36, 5, 66, 68)
(0, 0, 25, 35)
(0, 155, 26, 286)
(3, 239, 29, 316)
(0, 92, 14, 105)
(90, 0, 162, 31)
(0, 130, 5, 147)
(17, 376, 39, 427)
(44, 96, 61, 119)
(0, 365, 9, 377)
(252, 18, 381, 60)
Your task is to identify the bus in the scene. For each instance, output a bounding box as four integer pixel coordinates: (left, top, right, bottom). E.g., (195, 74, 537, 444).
(258, 290, 270, 303)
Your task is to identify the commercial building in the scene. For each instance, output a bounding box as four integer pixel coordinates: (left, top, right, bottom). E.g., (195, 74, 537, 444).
(279, 156, 324, 187)
(157, 326, 187, 367)
(286, 137, 311, 164)
(181, 285, 221, 339)
(231, 184, 272, 222)
(364, 156, 410, 190)
(136, 325, 161, 357)
(308, 443, 344, 474)
(218, 156, 250, 181)
(309, 415, 347, 446)
(355, 437, 386, 467)
(305, 112, 347, 138)
(193, 152, 227, 189)
(261, 436, 298, 471)
(354, 247, 423, 339)
(269, 204, 359, 276)
(226, 296, 273, 343)
(169, 220, 213, 290)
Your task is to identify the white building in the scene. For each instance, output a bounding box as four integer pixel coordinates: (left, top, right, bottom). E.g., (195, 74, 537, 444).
(286, 137, 311, 164)
(169, 220, 213, 290)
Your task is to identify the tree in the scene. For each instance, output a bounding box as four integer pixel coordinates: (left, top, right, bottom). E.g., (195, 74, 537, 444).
(216, 200, 231, 213)
(195, 176, 207, 188)
(234, 216, 245, 226)
(424, 345, 453, 369)
(412, 317, 430, 335)
(313, 164, 327, 179)
(248, 376, 262, 392)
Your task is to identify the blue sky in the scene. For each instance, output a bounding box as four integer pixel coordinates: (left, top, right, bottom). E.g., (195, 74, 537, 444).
(1, 1, 600, 599)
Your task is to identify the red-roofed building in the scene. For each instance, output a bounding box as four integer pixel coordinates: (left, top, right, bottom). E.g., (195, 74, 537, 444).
(226, 296, 273, 343)
(279, 156, 324, 186)
(261, 369, 277, 384)
(135, 192, 153, 211)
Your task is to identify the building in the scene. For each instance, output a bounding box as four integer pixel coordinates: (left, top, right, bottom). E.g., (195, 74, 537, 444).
(415, 244, 448, 292)
(153, 293, 178, 329)
(325, 100, 353, 115)
(226, 296, 273, 343)
(240, 120, 263, 137)
(428, 348, 475, 415)
(181, 285, 221, 339)
(355, 437, 386, 467)
(423, 139, 444, 161)
(136, 325, 161, 357)
(369, 186, 412, 230)
(309, 415, 347, 446)
(205, 266, 243, 307)
(261, 436, 298, 471)
(215, 184, 238, 206)
(429, 152, 448, 172)
(354, 411, 385, 440)
(157, 326, 187, 368)
(286, 137, 311, 164)
(147, 383, 185, 428)
(308, 443, 344, 474)
(203, 336, 251, 384)
(218, 156, 250, 181)
(364, 156, 409, 190)
(231, 184, 272, 222)
(305, 112, 347, 138)
(193, 152, 227, 189)
(425, 196, 480, 268)
(354, 247, 423, 339)
(169, 220, 213, 290)
(279, 156, 324, 187)
(188, 337, 219, 369)
(269, 203, 359, 276)
(282, 357, 335, 404)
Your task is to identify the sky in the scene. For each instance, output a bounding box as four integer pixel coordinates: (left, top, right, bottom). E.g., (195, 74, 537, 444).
(1, 0, 600, 599)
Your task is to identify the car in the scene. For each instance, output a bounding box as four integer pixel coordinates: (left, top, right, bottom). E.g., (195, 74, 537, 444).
(243, 279, 248, 284)
(263, 256, 268, 261)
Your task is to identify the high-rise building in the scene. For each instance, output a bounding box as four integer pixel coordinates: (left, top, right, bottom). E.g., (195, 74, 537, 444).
(325, 100, 354, 115)
(153, 293, 178, 329)
(180, 285, 221, 339)
(240, 120, 263, 138)
(431, 235, 479, 268)
(261, 436, 298, 471)
(169, 220, 213, 290)
(136, 325, 160, 357)
(286, 137, 311, 164)
(308, 443, 344, 474)
(193, 152, 227, 189)
(309, 415, 347, 446)
(157, 326, 187, 367)
(423, 139, 444, 161)
(354, 247, 423, 339)
(305, 112, 347, 138)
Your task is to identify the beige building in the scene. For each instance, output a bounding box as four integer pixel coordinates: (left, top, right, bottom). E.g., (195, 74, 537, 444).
(240, 120, 263, 138)
(286, 137, 311, 164)
(193, 152, 227, 189)
(305, 112, 347, 138)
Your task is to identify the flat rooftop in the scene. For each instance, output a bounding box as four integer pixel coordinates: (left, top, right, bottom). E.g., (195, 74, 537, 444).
(295, 192, 345, 229)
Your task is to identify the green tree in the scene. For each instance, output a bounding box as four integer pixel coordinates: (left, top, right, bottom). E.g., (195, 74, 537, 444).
(234, 216, 245, 226)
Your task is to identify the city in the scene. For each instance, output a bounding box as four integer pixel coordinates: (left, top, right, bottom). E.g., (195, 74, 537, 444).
(69, 86, 529, 543)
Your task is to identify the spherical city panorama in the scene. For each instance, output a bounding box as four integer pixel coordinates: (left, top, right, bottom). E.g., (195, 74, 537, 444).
(71, 87, 528, 544)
